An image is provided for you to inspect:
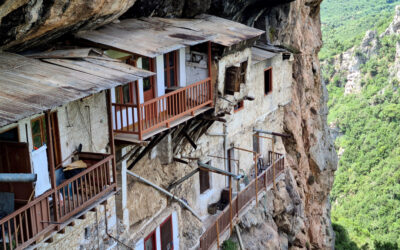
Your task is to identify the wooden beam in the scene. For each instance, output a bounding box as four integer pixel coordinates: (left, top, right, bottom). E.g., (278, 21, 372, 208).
(182, 131, 197, 149)
(173, 157, 189, 165)
(167, 168, 200, 191)
(127, 131, 170, 170)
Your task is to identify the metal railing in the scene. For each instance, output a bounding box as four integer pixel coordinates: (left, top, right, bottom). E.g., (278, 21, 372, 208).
(200, 155, 285, 250)
(0, 153, 116, 250)
(112, 78, 213, 140)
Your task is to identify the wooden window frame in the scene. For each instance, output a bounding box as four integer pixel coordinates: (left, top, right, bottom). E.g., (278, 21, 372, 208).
(234, 100, 244, 113)
(115, 56, 138, 104)
(240, 61, 248, 84)
(264, 67, 273, 95)
(164, 51, 178, 88)
(144, 229, 157, 250)
(115, 82, 135, 104)
(160, 215, 174, 250)
(31, 113, 62, 166)
(199, 161, 211, 194)
(31, 116, 47, 150)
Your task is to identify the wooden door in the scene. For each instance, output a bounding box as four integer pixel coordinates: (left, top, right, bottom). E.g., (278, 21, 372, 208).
(0, 141, 33, 208)
(142, 57, 156, 102)
(160, 215, 174, 250)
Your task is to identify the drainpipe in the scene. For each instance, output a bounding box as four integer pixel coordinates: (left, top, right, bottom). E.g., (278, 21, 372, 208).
(0, 173, 37, 182)
(103, 203, 134, 250)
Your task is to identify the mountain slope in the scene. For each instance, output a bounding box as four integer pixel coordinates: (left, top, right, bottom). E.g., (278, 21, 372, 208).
(322, 3, 400, 249)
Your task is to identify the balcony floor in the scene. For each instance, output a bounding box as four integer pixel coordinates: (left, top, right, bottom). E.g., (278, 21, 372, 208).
(115, 106, 213, 143)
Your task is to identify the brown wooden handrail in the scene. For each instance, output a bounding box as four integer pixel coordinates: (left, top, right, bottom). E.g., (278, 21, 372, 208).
(0, 153, 116, 250)
(112, 77, 213, 140)
(200, 155, 285, 250)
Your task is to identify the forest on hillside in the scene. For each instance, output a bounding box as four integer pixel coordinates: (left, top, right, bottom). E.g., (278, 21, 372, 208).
(321, 0, 400, 249)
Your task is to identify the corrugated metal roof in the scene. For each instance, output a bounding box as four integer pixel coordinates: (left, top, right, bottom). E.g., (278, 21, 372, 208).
(76, 14, 264, 58)
(251, 47, 278, 65)
(0, 51, 154, 127)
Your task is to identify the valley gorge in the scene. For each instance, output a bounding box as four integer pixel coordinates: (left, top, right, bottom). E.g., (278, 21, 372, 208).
(0, 0, 337, 249)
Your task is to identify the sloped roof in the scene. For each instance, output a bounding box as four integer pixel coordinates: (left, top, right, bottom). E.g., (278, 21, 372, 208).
(76, 14, 264, 58)
(0, 51, 154, 127)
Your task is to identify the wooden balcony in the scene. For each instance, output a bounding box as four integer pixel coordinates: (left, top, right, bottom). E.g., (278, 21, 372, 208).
(112, 78, 213, 141)
(200, 154, 285, 250)
(0, 153, 116, 250)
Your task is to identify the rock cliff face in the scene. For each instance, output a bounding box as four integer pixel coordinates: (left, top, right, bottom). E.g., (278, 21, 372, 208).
(0, 0, 136, 51)
(0, 0, 337, 248)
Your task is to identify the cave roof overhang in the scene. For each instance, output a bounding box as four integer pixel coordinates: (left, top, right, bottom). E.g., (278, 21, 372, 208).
(76, 14, 265, 58)
(0, 49, 155, 127)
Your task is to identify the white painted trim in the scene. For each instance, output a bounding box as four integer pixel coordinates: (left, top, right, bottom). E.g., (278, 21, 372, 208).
(156, 55, 165, 98)
(178, 48, 186, 87)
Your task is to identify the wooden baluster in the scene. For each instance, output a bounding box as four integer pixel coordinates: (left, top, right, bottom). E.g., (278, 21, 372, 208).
(7, 220, 12, 249)
(1, 224, 6, 250)
(71, 181, 76, 210)
(24, 210, 29, 239)
(19, 214, 24, 244)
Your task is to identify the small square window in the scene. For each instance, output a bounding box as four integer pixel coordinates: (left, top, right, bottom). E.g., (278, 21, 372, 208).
(234, 100, 244, 113)
(199, 162, 211, 194)
(264, 68, 273, 95)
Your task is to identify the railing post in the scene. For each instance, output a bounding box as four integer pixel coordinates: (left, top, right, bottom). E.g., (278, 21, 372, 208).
(207, 41, 214, 106)
(229, 175, 233, 235)
(135, 81, 143, 140)
(106, 90, 117, 190)
(254, 153, 258, 205)
(45, 111, 59, 224)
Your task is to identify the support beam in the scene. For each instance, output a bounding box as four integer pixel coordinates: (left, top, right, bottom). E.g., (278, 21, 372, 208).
(253, 129, 290, 138)
(127, 131, 170, 170)
(197, 161, 242, 180)
(167, 168, 200, 191)
(235, 224, 244, 250)
(127, 170, 201, 221)
(173, 157, 189, 165)
(182, 131, 197, 149)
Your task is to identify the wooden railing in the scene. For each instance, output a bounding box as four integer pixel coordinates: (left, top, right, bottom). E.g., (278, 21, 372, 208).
(200, 155, 285, 250)
(0, 153, 116, 250)
(113, 78, 213, 140)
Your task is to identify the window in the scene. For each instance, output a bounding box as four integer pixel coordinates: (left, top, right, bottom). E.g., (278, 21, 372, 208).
(115, 83, 134, 104)
(142, 57, 156, 99)
(164, 51, 178, 88)
(239, 61, 247, 84)
(160, 215, 173, 250)
(31, 113, 62, 165)
(234, 100, 244, 112)
(145, 230, 156, 250)
(31, 116, 47, 150)
(0, 127, 19, 142)
(264, 68, 273, 95)
(199, 162, 211, 194)
(225, 61, 247, 95)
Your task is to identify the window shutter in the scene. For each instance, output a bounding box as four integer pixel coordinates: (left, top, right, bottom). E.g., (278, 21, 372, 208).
(225, 66, 241, 94)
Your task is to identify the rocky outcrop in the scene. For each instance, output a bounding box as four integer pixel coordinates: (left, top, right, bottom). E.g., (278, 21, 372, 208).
(0, 0, 136, 51)
(382, 5, 400, 36)
(0, 0, 337, 248)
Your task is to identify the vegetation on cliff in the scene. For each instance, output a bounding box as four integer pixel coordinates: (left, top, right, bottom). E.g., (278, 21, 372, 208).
(320, 0, 398, 60)
(321, 1, 400, 248)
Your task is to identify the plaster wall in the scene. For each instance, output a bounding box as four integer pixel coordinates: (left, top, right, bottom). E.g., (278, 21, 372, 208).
(117, 47, 293, 249)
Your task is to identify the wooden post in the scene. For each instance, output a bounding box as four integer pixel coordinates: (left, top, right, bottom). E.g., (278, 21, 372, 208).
(272, 136, 276, 189)
(135, 81, 143, 140)
(207, 41, 213, 105)
(254, 153, 258, 205)
(45, 111, 59, 223)
(106, 90, 117, 190)
(229, 175, 233, 235)
(216, 219, 220, 248)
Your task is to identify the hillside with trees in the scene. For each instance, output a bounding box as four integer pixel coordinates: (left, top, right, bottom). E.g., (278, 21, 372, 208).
(321, 1, 400, 249)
